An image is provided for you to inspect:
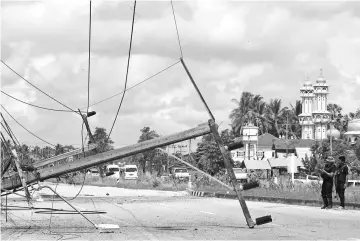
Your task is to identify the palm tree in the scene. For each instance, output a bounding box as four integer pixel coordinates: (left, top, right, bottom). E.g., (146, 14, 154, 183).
(288, 100, 302, 139)
(265, 99, 288, 137)
(229, 92, 268, 135)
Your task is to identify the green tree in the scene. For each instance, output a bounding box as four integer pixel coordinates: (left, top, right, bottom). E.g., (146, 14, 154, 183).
(55, 144, 65, 156)
(135, 127, 160, 174)
(194, 129, 235, 176)
(288, 100, 302, 139)
(265, 98, 288, 137)
(93, 127, 114, 153)
(229, 92, 268, 135)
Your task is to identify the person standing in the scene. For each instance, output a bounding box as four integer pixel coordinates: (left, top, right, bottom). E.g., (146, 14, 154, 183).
(335, 155, 349, 210)
(320, 156, 336, 209)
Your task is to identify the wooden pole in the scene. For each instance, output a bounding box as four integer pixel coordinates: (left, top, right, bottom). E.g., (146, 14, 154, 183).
(2, 122, 211, 190)
(208, 119, 256, 228)
(11, 149, 31, 202)
(180, 58, 215, 121)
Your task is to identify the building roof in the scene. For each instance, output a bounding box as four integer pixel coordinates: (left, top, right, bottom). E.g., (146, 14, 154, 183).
(274, 139, 315, 150)
(244, 159, 271, 170)
(267, 157, 304, 168)
(257, 133, 279, 148)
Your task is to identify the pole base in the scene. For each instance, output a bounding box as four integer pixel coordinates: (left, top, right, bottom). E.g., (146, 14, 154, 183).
(255, 215, 272, 226)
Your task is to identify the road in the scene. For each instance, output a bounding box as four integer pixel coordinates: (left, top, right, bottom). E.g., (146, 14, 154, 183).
(1, 184, 360, 240)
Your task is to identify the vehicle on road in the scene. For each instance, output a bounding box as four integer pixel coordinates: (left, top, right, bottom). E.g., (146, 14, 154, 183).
(170, 167, 190, 182)
(294, 174, 322, 184)
(106, 164, 120, 180)
(87, 168, 100, 176)
(347, 180, 360, 187)
(124, 165, 138, 180)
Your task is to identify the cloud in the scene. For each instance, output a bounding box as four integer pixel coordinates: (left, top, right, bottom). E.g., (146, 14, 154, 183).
(1, 0, 360, 148)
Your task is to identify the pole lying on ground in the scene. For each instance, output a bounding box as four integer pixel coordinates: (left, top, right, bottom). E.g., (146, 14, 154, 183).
(33, 185, 97, 228)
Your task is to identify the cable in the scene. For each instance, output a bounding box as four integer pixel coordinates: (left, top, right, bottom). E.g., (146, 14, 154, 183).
(87, 0, 92, 116)
(1, 105, 56, 147)
(1, 112, 21, 146)
(1, 91, 73, 113)
(2, 61, 180, 114)
(107, 0, 137, 141)
(82, 60, 180, 110)
(1, 60, 78, 114)
(170, 0, 184, 58)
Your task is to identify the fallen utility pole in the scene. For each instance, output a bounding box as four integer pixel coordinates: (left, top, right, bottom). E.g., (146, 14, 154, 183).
(158, 148, 259, 191)
(34, 144, 97, 169)
(208, 119, 256, 228)
(1, 122, 211, 190)
(11, 149, 31, 203)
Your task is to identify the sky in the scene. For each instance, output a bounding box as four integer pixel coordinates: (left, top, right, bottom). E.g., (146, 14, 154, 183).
(1, 0, 360, 151)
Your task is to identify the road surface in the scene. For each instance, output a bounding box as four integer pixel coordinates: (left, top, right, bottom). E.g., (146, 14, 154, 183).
(1, 184, 360, 240)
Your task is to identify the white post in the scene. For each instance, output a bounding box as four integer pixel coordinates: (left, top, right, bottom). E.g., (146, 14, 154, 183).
(291, 155, 295, 184)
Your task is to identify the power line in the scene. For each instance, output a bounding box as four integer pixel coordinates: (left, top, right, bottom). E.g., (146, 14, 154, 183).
(107, 0, 137, 140)
(2, 61, 180, 113)
(87, 0, 92, 116)
(170, 0, 184, 58)
(1, 60, 78, 114)
(1, 113, 21, 146)
(81, 60, 181, 110)
(0, 105, 56, 147)
(1, 91, 74, 113)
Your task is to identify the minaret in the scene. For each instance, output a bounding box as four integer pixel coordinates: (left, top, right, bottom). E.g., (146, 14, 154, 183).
(312, 69, 330, 140)
(299, 74, 315, 139)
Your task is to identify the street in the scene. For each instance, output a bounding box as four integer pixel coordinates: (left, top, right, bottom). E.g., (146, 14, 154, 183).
(1, 184, 360, 240)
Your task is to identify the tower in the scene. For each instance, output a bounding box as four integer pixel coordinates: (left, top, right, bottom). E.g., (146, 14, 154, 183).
(312, 69, 330, 140)
(299, 75, 315, 139)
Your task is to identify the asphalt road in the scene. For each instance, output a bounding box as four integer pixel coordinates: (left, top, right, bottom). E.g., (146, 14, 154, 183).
(1, 187, 360, 240)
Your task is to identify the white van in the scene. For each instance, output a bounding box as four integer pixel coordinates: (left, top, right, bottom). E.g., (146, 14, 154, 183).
(106, 164, 120, 180)
(124, 165, 138, 180)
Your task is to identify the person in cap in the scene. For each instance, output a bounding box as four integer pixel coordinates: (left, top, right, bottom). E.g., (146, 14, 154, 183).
(335, 155, 349, 209)
(319, 156, 336, 209)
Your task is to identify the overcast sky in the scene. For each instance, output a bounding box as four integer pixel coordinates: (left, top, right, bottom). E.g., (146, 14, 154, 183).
(1, 0, 360, 150)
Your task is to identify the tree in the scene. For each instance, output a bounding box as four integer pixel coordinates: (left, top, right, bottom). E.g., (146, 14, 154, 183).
(288, 100, 302, 139)
(135, 127, 160, 174)
(194, 129, 235, 176)
(55, 144, 65, 156)
(93, 127, 114, 153)
(229, 92, 268, 135)
(265, 98, 288, 137)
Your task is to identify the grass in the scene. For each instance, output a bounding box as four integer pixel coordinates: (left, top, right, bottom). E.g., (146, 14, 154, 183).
(193, 180, 360, 203)
(48, 172, 189, 192)
(47, 171, 360, 204)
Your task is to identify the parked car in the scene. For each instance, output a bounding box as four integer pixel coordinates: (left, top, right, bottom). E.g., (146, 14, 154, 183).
(106, 164, 120, 179)
(124, 165, 138, 180)
(170, 167, 190, 182)
(347, 180, 360, 187)
(87, 168, 99, 176)
(294, 175, 322, 184)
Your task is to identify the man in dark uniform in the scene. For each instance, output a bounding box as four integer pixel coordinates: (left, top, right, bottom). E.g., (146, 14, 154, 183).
(320, 156, 336, 209)
(335, 155, 349, 210)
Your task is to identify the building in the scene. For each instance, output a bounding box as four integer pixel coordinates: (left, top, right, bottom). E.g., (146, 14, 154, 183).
(298, 70, 331, 140)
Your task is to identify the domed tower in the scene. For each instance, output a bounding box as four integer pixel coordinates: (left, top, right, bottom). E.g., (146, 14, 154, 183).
(299, 75, 315, 139)
(312, 69, 330, 140)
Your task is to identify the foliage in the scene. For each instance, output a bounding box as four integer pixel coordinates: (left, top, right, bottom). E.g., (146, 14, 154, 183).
(193, 129, 235, 176)
(93, 127, 114, 153)
(133, 127, 165, 175)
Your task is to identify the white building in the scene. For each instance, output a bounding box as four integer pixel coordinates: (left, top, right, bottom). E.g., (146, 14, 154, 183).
(298, 70, 331, 140)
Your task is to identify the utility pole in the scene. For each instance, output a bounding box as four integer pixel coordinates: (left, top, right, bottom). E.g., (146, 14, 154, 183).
(286, 113, 289, 157)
